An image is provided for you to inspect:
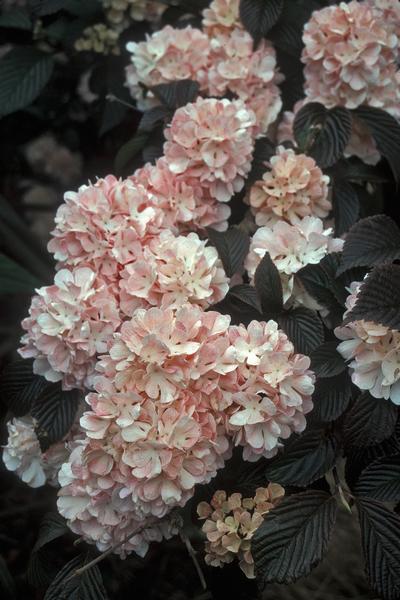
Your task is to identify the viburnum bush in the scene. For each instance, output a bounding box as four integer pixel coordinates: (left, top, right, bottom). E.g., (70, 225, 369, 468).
(1, 0, 400, 599)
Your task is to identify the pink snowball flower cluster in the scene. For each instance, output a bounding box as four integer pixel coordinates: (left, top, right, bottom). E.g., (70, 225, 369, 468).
(245, 217, 344, 303)
(164, 97, 256, 202)
(19, 268, 121, 390)
(125, 1, 282, 135)
(302, 1, 400, 118)
(335, 281, 400, 404)
(119, 230, 229, 314)
(3, 416, 73, 488)
(197, 485, 285, 578)
(248, 146, 331, 227)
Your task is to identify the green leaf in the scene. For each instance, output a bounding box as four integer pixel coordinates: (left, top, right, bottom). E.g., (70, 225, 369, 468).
(207, 228, 250, 278)
(0, 254, 42, 294)
(343, 264, 400, 330)
(31, 384, 81, 451)
(150, 79, 200, 110)
(246, 137, 276, 186)
(33, 513, 69, 553)
(332, 180, 359, 237)
(344, 392, 398, 449)
(353, 106, 400, 184)
(265, 429, 338, 487)
(239, 0, 284, 46)
(138, 105, 171, 133)
(310, 342, 346, 378)
(293, 103, 352, 168)
(44, 555, 108, 600)
(357, 498, 400, 600)
(114, 132, 149, 175)
(229, 284, 262, 313)
(277, 307, 324, 355)
(311, 370, 352, 423)
(253, 490, 337, 585)
(0, 359, 40, 416)
(338, 215, 400, 275)
(99, 101, 128, 137)
(355, 455, 400, 502)
(254, 252, 283, 314)
(0, 47, 54, 117)
(0, 8, 32, 30)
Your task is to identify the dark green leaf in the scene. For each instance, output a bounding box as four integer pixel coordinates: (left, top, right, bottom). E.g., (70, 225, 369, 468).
(34, 513, 69, 553)
(338, 215, 400, 274)
(355, 455, 400, 502)
(0, 359, 37, 416)
(0, 556, 16, 600)
(44, 555, 108, 600)
(99, 101, 128, 137)
(344, 392, 398, 448)
(150, 79, 200, 110)
(27, 548, 58, 589)
(0, 254, 42, 294)
(310, 342, 346, 378)
(265, 429, 338, 487)
(246, 137, 275, 186)
(31, 385, 81, 451)
(229, 284, 262, 313)
(311, 370, 352, 422)
(277, 307, 324, 354)
(354, 106, 400, 183)
(294, 103, 352, 168)
(253, 491, 337, 585)
(343, 265, 400, 330)
(332, 180, 359, 237)
(0, 47, 54, 117)
(357, 498, 400, 600)
(114, 132, 149, 174)
(0, 8, 32, 30)
(207, 228, 250, 278)
(254, 252, 283, 314)
(239, 0, 284, 46)
(138, 105, 171, 133)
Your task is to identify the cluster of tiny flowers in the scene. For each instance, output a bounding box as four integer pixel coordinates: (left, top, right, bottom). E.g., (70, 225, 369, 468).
(248, 146, 331, 227)
(126, 0, 282, 134)
(197, 485, 285, 578)
(302, 1, 400, 118)
(335, 281, 400, 404)
(75, 23, 120, 55)
(2, 416, 76, 488)
(245, 216, 344, 304)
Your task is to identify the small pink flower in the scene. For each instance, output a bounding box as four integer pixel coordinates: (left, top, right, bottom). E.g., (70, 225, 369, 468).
(248, 146, 331, 227)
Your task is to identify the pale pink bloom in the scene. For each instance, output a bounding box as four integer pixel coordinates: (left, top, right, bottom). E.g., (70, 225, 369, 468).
(336, 281, 400, 404)
(245, 217, 343, 303)
(248, 146, 331, 227)
(125, 26, 211, 107)
(119, 230, 229, 313)
(3, 416, 71, 488)
(202, 0, 241, 35)
(302, 1, 400, 118)
(206, 29, 282, 134)
(164, 97, 256, 203)
(104, 0, 166, 23)
(366, 0, 400, 59)
(48, 175, 165, 278)
(197, 484, 285, 578)
(19, 267, 121, 390)
(131, 157, 230, 232)
(276, 100, 380, 166)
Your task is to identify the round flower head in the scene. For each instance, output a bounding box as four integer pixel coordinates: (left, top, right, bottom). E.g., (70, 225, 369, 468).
(163, 97, 256, 203)
(2, 416, 70, 488)
(336, 280, 400, 404)
(47, 175, 166, 279)
(302, 1, 400, 117)
(206, 29, 282, 135)
(197, 484, 285, 578)
(220, 320, 315, 460)
(19, 268, 121, 389)
(202, 0, 241, 35)
(245, 217, 344, 303)
(277, 100, 381, 166)
(248, 146, 331, 226)
(119, 230, 229, 314)
(126, 26, 211, 107)
(131, 157, 230, 232)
